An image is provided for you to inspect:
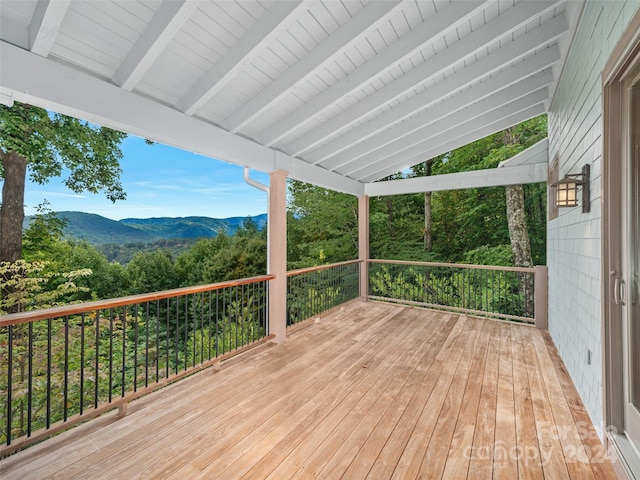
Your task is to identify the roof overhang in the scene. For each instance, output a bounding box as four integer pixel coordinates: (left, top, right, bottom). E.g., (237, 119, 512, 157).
(368, 138, 549, 196)
(0, 1, 583, 196)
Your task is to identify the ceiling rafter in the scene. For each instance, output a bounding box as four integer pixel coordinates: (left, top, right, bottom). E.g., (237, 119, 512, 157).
(257, 0, 487, 147)
(341, 84, 551, 178)
(306, 18, 566, 165)
(281, 0, 560, 158)
(112, 0, 199, 91)
(361, 103, 546, 182)
(28, 0, 70, 56)
(177, 1, 308, 116)
(223, 0, 407, 134)
(318, 56, 557, 172)
(367, 163, 548, 197)
(0, 40, 363, 196)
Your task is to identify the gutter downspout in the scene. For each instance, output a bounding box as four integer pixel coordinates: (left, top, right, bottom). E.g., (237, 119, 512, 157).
(243, 167, 271, 272)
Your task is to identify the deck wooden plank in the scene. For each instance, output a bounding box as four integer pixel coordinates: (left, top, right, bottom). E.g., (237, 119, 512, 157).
(257, 309, 427, 480)
(230, 307, 426, 480)
(493, 322, 518, 479)
(467, 320, 501, 480)
(363, 315, 472, 479)
(511, 324, 545, 479)
(416, 318, 489, 479)
(336, 314, 458, 479)
(530, 329, 596, 479)
(439, 318, 492, 479)
(541, 332, 618, 480)
(306, 313, 453, 479)
(0, 302, 616, 480)
(521, 326, 571, 480)
(390, 316, 481, 479)
(100, 303, 407, 480)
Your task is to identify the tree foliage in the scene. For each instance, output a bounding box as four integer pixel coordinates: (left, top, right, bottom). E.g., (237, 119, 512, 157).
(0, 102, 127, 264)
(288, 115, 548, 268)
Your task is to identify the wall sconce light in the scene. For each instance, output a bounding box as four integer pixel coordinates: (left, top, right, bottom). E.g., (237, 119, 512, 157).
(551, 164, 590, 213)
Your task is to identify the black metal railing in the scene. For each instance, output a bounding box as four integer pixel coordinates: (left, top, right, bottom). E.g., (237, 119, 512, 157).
(0, 275, 273, 454)
(368, 260, 536, 323)
(286, 260, 361, 326)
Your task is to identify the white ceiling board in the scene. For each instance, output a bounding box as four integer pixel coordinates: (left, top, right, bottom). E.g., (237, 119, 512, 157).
(320, 68, 554, 172)
(257, 0, 486, 147)
(224, 0, 404, 133)
(0, 40, 363, 196)
(178, 1, 306, 115)
(361, 104, 547, 182)
(112, 0, 198, 90)
(341, 87, 550, 177)
(280, 0, 561, 158)
(0, 0, 591, 195)
(307, 39, 562, 166)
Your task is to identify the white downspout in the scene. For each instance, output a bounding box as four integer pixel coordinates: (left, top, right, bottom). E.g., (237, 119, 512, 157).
(243, 167, 271, 272)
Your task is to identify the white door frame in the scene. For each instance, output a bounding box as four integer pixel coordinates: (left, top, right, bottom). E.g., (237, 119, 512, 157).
(602, 9, 640, 479)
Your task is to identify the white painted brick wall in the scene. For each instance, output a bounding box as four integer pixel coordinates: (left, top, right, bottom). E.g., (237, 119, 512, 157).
(548, 0, 639, 440)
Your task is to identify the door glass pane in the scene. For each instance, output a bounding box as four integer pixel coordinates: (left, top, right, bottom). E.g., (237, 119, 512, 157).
(632, 84, 640, 409)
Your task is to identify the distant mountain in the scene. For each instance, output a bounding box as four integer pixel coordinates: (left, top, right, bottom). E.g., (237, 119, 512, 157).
(24, 211, 267, 245)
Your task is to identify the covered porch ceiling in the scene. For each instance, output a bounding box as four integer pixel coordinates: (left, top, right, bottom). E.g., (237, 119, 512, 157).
(0, 0, 578, 196)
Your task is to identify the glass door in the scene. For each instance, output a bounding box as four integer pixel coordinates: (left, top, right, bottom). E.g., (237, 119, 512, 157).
(625, 82, 640, 454)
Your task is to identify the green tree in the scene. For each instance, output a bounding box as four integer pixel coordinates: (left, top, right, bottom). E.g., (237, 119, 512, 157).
(61, 241, 130, 300)
(0, 102, 127, 264)
(21, 201, 67, 262)
(127, 250, 178, 294)
(287, 181, 358, 268)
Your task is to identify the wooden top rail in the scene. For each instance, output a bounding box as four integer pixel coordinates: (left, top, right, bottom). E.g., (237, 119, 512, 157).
(287, 259, 362, 277)
(368, 259, 537, 273)
(0, 274, 275, 327)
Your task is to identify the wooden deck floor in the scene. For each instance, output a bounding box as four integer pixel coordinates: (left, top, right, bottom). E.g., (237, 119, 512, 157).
(0, 301, 617, 479)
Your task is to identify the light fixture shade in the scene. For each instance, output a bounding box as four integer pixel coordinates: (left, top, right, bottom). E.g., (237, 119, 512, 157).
(555, 179, 579, 207)
(550, 164, 590, 213)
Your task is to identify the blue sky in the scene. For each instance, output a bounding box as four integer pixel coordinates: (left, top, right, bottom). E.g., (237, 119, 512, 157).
(22, 136, 270, 220)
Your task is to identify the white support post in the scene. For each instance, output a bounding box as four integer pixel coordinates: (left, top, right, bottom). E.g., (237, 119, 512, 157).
(359, 195, 369, 300)
(534, 265, 548, 329)
(268, 170, 288, 343)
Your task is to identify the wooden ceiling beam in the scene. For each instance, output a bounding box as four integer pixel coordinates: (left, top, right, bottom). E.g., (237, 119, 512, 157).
(307, 17, 566, 165)
(223, 0, 406, 133)
(282, 0, 561, 158)
(257, 0, 487, 147)
(28, 0, 70, 56)
(112, 0, 199, 91)
(360, 103, 546, 182)
(177, 1, 308, 116)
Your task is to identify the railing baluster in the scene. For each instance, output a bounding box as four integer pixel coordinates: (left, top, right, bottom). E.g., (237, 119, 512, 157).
(94, 312, 100, 409)
(366, 259, 537, 324)
(144, 303, 149, 388)
(80, 313, 85, 415)
(0, 275, 273, 453)
(7, 325, 13, 446)
(27, 322, 33, 437)
(108, 309, 113, 404)
(63, 316, 69, 422)
(121, 307, 126, 398)
(47, 318, 52, 428)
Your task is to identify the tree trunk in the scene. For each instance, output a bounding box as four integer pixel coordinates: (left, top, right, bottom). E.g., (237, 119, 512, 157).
(424, 192, 432, 251)
(423, 160, 433, 251)
(506, 184, 534, 316)
(1, 150, 28, 264)
(386, 197, 394, 239)
(506, 184, 532, 267)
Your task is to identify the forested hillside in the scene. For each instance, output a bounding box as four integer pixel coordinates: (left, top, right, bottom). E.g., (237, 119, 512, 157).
(5, 116, 547, 310)
(23, 212, 268, 245)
